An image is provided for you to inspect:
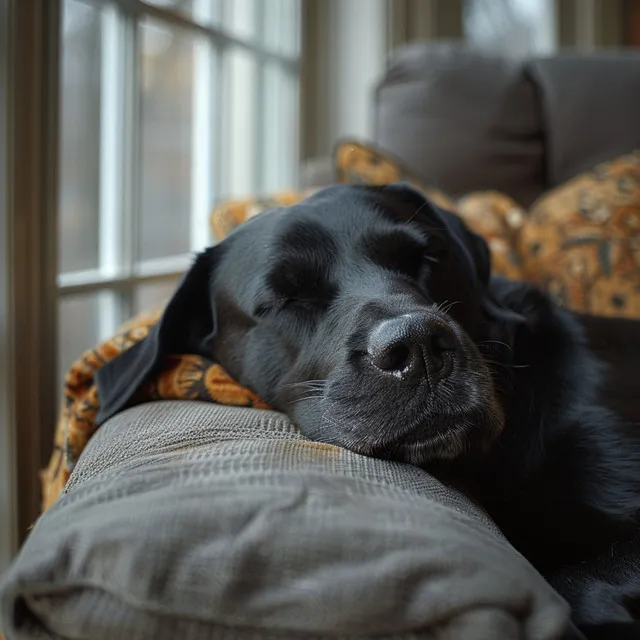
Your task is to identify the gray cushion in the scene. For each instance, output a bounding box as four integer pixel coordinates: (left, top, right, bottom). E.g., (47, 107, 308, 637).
(0, 401, 573, 639)
(373, 44, 640, 208)
(374, 42, 545, 208)
(525, 52, 640, 188)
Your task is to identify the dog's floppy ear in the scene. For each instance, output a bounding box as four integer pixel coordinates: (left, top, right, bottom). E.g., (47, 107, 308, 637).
(374, 183, 493, 289)
(95, 248, 219, 426)
(376, 183, 525, 329)
(434, 207, 524, 326)
(432, 204, 492, 289)
(445, 218, 527, 328)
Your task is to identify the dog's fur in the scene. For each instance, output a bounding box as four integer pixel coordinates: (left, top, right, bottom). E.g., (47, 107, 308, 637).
(97, 184, 640, 634)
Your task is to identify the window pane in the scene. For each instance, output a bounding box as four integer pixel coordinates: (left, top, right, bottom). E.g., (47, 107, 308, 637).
(133, 278, 179, 314)
(263, 0, 301, 56)
(222, 0, 257, 40)
(58, 291, 117, 389)
(463, 0, 557, 56)
(223, 47, 258, 198)
(58, 0, 102, 274)
(140, 20, 200, 261)
(262, 63, 299, 192)
(142, 0, 220, 25)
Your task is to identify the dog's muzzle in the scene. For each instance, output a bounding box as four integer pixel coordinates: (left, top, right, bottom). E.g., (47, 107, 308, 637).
(366, 313, 460, 385)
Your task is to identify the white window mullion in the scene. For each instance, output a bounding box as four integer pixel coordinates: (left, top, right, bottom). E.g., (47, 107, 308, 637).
(118, 10, 142, 323)
(212, 41, 225, 233)
(190, 36, 214, 253)
(99, 3, 124, 278)
(255, 58, 266, 195)
(254, 0, 266, 195)
(98, 3, 126, 340)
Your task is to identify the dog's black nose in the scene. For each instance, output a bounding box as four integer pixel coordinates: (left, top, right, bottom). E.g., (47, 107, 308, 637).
(367, 314, 458, 383)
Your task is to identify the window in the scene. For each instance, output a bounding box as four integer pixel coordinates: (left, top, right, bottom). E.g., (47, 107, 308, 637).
(463, 0, 557, 56)
(57, 0, 301, 386)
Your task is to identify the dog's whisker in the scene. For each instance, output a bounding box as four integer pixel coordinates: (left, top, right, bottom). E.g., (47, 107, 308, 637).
(483, 358, 530, 370)
(404, 201, 430, 225)
(478, 340, 513, 352)
(433, 300, 461, 316)
(442, 301, 461, 314)
(282, 380, 327, 392)
(287, 394, 325, 406)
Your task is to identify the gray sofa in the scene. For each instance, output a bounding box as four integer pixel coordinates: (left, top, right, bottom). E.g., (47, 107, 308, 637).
(1, 402, 578, 639)
(4, 43, 640, 640)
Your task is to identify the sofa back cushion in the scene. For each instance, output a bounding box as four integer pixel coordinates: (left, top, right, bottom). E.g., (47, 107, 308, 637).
(374, 42, 545, 207)
(374, 44, 640, 208)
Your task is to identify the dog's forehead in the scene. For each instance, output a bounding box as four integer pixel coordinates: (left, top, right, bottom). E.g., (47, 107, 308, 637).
(223, 185, 447, 272)
(269, 187, 422, 245)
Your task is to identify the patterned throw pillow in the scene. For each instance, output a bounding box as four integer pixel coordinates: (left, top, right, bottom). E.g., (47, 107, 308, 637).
(456, 192, 526, 281)
(519, 152, 640, 318)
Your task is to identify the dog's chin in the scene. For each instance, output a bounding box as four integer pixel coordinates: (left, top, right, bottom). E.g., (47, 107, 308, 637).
(353, 408, 505, 466)
(284, 357, 506, 466)
(293, 396, 505, 467)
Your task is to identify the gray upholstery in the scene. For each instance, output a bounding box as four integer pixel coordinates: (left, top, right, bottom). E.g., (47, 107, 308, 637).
(0, 401, 573, 639)
(375, 43, 545, 207)
(374, 43, 640, 207)
(527, 53, 640, 187)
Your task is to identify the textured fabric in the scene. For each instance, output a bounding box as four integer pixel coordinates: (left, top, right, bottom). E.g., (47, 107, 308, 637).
(1, 402, 574, 640)
(40, 311, 268, 513)
(334, 140, 527, 280)
(456, 191, 526, 281)
(373, 43, 545, 208)
(526, 53, 640, 188)
(520, 152, 640, 318)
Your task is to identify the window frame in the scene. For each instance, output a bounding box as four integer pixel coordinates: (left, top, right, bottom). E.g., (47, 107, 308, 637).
(1, 0, 17, 569)
(3, 0, 61, 545)
(2, 0, 302, 547)
(58, 0, 301, 339)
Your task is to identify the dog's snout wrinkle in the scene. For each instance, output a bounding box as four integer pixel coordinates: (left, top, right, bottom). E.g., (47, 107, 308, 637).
(366, 313, 458, 384)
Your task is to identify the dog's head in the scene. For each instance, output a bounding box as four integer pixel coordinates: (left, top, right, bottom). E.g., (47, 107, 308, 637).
(97, 184, 527, 464)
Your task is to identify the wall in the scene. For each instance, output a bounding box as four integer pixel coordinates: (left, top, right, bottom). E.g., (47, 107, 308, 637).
(0, 0, 17, 570)
(301, 0, 387, 159)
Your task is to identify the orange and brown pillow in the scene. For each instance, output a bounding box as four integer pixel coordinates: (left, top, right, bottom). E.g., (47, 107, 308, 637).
(42, 311, 268, 512)
(519, 152, 640, 318)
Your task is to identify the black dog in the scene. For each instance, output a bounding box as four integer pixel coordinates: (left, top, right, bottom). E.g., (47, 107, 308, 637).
(96, 184, 640, 634)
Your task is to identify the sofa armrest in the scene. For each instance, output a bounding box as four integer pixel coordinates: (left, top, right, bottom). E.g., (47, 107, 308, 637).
(0, 401, 576, 640)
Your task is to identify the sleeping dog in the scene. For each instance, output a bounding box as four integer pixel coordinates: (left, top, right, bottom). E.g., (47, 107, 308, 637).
(96, 184, 640, 634)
